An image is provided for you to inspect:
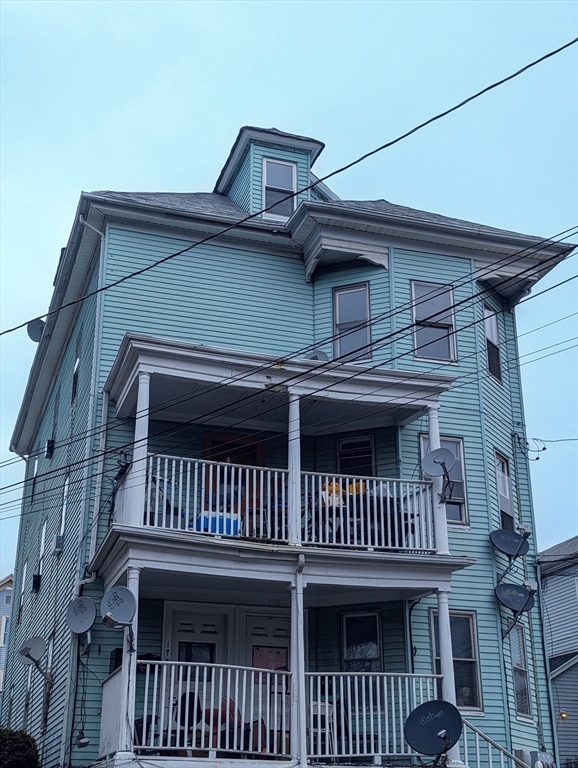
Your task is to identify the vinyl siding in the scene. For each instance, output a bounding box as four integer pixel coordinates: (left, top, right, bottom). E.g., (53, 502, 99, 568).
(541, 565, 578, 658)
(552, 664, 578, 762)
(249, 143, 310, 216)
(227, 146, 252, 212)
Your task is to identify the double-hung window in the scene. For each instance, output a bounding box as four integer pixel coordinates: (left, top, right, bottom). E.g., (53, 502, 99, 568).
(334, 284, 371, 361)
(432, 611, 481, 710)
(337, 436, 375, 477)
(413, 282, 456, 361)
(342, 612, 381, 672)
(484, 306, 502, 381)
(421, 436, 467, 523)
(495, 453, 513, 529)
(1, 616, 10, 646)
(263, 159, 296, 220)
(511, 624, 531, 717)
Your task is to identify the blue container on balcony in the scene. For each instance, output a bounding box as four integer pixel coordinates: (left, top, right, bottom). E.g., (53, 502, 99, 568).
(194, 514, 239, 536)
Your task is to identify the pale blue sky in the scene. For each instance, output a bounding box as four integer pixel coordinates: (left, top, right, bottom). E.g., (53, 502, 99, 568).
(1, 0, 577, 574)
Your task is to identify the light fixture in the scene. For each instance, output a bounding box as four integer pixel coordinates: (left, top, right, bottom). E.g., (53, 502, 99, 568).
(75, 730, 90, 748)
(560, 710, 568, 720)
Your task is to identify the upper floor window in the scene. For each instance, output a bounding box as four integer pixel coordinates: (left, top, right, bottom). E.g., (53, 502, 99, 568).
(495, 452, 513, 529)
(1, 616, 10, 646)
(337, 436, 375, 477)
(263, 159, 296, 220)
(342, 612, 381, 672)
(432, 611, 481, 710)
(412, 282, 456, 361)
(421, 435, 467, 523)
(60, 476, 70, 536)
(511, 624, 531, 717)
(334, 283, 371, 362)
(18, 561, 27, 621)
(4, 593, 12, 605)
(38, 521, 47, 576)
(484, 306, 502, 382)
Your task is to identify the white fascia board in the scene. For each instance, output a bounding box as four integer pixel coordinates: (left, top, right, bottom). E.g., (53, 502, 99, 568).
(105, 333, 455, 415)
(550, 653, 578, 679)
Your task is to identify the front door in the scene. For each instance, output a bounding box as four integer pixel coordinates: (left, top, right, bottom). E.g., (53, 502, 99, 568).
(244, 612, 291, 672)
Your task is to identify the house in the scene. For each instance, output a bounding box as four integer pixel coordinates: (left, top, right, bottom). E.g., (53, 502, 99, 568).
(538, 536, 578, 766)
(0, 574, 14, 711)
(1, 126, 573, 768)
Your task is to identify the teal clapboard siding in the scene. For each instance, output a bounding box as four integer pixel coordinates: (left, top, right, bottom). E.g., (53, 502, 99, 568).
(3, 265, 100, 767)
(249, 143, 310, 215)
(227, 146, 252, 212)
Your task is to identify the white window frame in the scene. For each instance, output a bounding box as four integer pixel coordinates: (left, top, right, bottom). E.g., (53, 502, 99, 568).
(342, 611, 382, 673)
(30, 456, 39, 501)
(60, 477, 69, 535)
(337, 435, 376, 477)
(495, 452, 513, 528)
(420, 435, 468, 524)
(431, 610, 483, 713)
(262, 158, 297, 221)
(38, 520, 47, 576)
(18, 560, 27, 621)
(1, 616, 10, 646)
(412, 282, 456, 362)
(484, 305, 502, 382)
(511, 623, 532, 719)
(333, 283, 371, 362)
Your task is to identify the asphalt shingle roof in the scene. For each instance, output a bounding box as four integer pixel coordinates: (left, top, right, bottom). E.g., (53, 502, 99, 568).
(89, 190, 249, 220)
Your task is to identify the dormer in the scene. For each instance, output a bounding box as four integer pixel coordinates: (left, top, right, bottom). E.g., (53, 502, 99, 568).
(214, 126, 326, 220)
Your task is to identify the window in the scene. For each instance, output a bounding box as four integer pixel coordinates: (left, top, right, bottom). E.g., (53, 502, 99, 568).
(263, 159, 296, 220)
(334, 284, 371, 361)
(421, 436, 467, 523)
(342, 612, 381, 672)
(1, 616, 10, 645)
(30, 457, 39, 502)
(484, 306, 502, 381)
(18, 561, 27, 621)
(495, 453, 513, 529)
(38, 521, 47, 576)
(511, 624, 531, 717)
(432, 611, 481, 710)
(5, 593, 12, 605)
(337, 436, 375, 477)
(60, 477, 69, 535)
(71, 355, 80, 403)
(412, 282, 456, 361)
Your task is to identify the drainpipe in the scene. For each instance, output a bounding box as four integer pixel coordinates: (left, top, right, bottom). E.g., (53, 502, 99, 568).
(536, 562, 560, 762)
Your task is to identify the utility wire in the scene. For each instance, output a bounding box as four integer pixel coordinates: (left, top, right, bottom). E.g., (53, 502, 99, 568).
(1, 37, 576, 339)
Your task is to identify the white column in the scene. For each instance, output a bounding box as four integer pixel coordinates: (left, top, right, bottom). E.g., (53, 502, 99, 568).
(437, 587, 463, 765)
(288, 392, 302, 545)
(428, 404, 450, 555)
(118, 566, 140, 755)
(290, 557, 307, 766)
(125, 372, 151, 527)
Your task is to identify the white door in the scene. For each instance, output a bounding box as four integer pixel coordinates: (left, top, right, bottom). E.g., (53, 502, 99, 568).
(244, 612, 291, 672)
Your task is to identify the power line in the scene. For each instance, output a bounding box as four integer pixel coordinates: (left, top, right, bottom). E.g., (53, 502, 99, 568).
(1, 38, 576, 339)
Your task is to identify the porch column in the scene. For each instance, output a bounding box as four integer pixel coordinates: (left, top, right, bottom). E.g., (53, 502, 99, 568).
(125, 371, 151, 527)
(427, 404, 450, 555)
(290, 556, 307, 766)
(118, 567, 140, 755)
(436, 587, 462, 765)
(288, 392, 302, 545)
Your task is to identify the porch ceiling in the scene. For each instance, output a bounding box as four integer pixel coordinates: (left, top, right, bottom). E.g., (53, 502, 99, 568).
(107, 334, 454, 432)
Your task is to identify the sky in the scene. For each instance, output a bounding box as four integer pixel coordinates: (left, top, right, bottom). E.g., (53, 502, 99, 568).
(0, 0, 576, 574)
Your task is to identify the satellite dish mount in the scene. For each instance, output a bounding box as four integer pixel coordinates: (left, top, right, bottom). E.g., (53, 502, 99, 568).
(17, 637, 51, 683)
(404, 700, 463, 765)
(422, 448, 456, 503)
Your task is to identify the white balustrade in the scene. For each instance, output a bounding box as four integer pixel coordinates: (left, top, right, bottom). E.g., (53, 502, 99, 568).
(301, 473, 435, 551)
(305, 672, 441, 759)
(459, 719, 531, 768)
(135, 661, 291, 756)
(145, 455, 288, 542)
(99, 668, 125, 758)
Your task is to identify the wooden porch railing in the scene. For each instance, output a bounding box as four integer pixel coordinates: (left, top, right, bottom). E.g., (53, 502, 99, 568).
(135, 661, 291, 756)
(305, 672, 441, 759)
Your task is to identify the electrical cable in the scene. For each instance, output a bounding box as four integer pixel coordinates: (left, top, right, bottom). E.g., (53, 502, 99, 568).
(1, 37, 576, 339)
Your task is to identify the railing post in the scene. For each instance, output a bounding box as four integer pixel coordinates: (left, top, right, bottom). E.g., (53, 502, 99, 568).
(288, 392, 302, 545)
(124, 371, 151, 527)
(117, 566, 140, 757)
(427, 404, 450, 555)
(436, 587, 465, 766)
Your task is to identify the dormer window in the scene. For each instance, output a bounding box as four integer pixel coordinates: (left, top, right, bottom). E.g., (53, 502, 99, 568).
(263, 159, 296, 220)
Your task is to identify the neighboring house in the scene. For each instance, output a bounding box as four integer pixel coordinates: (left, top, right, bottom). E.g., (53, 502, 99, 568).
(0, 126, 573, 768)
(0, 574, 14, 712)
(538, 536, 578, 766)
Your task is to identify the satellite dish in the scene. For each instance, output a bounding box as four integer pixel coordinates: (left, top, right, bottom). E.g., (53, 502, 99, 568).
(27, 318, 45, 343)
(495, 583, 535, 614)
(18, 636, 46, 665)
(490, 529, 530, 558)
(304, 349, 329, 362)
(404, 700, 463, 756)
(100, 586, 136, 627)
(66, 596, 97, 634)
(422, 447, 456, 477)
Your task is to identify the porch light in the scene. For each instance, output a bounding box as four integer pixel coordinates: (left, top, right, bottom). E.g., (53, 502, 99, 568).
(560, 710, 568, 720)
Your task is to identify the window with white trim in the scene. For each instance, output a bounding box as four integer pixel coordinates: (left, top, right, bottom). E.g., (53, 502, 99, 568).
(342, 612, 381, 672)
(1, 616, 10, 646)
(38, 521, 47, 576)
(412, 282, 456, 361)
(334, 283, 371, 362)
(484, 306, 502, 382)
(432, 611, 481, 710)
(337, 436, 375, 477)
(421, 436, 467, 523)
(495, 453, 513, 529)
(60, 477, 69, 535)
(263, 159, 296, 220)
(5, 592, 12, 605)
(511, 624, 531, 717)
(18, 561, 27, 621)
(30, 456, 39, 502)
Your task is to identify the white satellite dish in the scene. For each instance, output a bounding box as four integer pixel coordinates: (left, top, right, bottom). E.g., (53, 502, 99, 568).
(66, 596, 97, 634)
(422, 447, 456, 477)
(304, 349, 329, 362)
(27, 318, 45, 343)
(18, 636, 46, 665)
(100, 586, 136, 628)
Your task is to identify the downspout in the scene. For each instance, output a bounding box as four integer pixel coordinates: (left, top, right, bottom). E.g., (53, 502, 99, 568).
(536, 562, 559, 761)
(296, 555, 307, 768)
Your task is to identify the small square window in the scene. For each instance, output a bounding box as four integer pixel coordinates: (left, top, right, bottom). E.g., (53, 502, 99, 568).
(334, 284, 371, 362)
(263, 159, 296, 220)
